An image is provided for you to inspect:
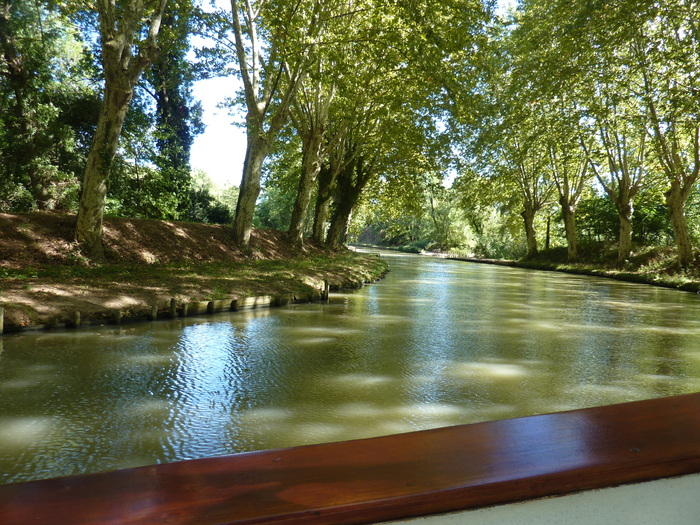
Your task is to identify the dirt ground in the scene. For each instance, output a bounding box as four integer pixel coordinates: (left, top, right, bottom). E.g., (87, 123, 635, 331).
(0, 212, 320, 268)
(0, 213, 387, 332)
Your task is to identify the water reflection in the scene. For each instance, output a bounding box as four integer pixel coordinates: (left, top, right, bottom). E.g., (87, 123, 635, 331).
(2, 251, 700, 483)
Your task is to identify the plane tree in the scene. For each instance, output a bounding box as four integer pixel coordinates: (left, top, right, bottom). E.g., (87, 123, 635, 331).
(317, 0, 491, 247)
(286, 64, 335, 245)
(534, 0, 668, 264)
(209, 0, 337, 248)
(558, 1, 652, 263)
(632, 0, 700, 266)
(74, 0, 168, 260)
(510, 0, 700, 265)
(580, 99, 650, 264)
(286, 0, 392, 245)
(468, 52, 555, 258)
(495, 132, 554, 259)
(212, 0, 485, 245)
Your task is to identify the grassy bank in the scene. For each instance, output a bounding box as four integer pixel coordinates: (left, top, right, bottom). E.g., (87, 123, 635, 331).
(0, 213, 388, 332)
(425, 243, 700, 293)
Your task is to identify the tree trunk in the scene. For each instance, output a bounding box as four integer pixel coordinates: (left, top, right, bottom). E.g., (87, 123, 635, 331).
(665, 181, 694, 266)
(326, 166, 354, 248)
(233, 132, 268, 247)
(289, 132, 323, 244)
(312, 196, 332, 243)
(312, 164, 336, 243)
(74, 0, 167, 260)
(560, 197, 578, 262)
(521, 204, 538, 258)
(616, 201, 633, 264)
(327, 197, 354, 249)
(326, 154, 371, 248)
(75, 83, 132, 260)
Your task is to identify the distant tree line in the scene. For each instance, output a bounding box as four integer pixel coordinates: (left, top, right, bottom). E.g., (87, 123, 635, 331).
(354, 0, 700, 266)
(2, 0, 699, 267)
(450, 0, 700, 266)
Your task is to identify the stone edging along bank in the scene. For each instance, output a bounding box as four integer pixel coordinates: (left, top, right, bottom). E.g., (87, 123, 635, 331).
(0, 268, 389, 336)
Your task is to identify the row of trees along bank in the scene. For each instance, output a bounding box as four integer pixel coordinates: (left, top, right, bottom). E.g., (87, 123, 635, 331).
(2, 1, 700, 267)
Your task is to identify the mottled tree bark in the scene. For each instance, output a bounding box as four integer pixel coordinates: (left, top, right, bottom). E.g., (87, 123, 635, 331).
(233, 129, 268, 248)
(521, 204, 538, 258)
(617, 202, 633, 263)
(666, 181, 694, 266)
(560, 197, 578, 262)
(75, 84, 132, 260)
(289, 131, 324, 244)
(312, 174, 334, 243)
(75, 0, 167, 260)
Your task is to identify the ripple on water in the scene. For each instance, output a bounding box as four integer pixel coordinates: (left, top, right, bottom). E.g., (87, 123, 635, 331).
(3, 251, 700, 483)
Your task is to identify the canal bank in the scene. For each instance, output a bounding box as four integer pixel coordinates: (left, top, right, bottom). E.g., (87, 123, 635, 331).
(355, 244, 700, 294)
(0, 213, 388, 333)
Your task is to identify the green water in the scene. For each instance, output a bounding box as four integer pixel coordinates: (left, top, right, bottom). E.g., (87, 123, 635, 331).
(2, 251, 700, 484)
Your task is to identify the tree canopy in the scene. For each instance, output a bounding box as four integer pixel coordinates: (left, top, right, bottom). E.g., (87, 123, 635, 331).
(3, 0, 700, 267)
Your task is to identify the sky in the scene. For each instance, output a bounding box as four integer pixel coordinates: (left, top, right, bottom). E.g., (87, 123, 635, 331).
(190, 76, 247, 188)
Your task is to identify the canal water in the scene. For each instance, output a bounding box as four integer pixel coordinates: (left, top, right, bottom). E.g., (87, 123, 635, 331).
(2, 251, 700, 484)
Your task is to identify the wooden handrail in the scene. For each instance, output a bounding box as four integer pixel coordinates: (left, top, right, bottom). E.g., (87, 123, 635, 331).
(2, 393, 700, 524)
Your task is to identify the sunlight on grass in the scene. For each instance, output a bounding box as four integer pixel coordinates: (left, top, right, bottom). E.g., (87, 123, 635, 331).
(103, 296, 144, 309)
(138, 250, 159, 264)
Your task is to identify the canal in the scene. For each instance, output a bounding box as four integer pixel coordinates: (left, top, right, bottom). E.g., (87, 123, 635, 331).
(2, 251, 700, 484)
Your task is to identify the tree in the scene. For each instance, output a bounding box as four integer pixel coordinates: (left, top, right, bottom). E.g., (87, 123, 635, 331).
(547, 122, 591, 262)
(633, 2, 700, 266)
(286, 65, 334, 244)
(321, 0, 490, 247)
(0, 1, 90, 211)
(503, 136, 553, 258)
(508, 0, 603, 261)
(571, 14, 651, 263)
(471, 73, 555, 258)
(222, 0, 328, 248)
(326, 140, 374, 248)
(312, 122, 349, 243)
(582, 114, 649, 263)
(511, 0, 700, 265)
(75, 0, 168, 260)
(147, 0, 203, 219)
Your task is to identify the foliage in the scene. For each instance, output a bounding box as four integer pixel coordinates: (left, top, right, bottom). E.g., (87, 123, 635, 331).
(3, 0, 700, 269)
(146, 0, 204, 218)
(185, 171, 237, 224)
(0, 1, 92, 211)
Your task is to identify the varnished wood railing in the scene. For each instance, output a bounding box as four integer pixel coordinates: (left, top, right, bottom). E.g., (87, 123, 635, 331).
(2, 393, 700, 524)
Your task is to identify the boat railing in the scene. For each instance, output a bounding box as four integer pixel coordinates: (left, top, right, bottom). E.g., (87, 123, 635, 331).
(2, 393, 700, 524)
